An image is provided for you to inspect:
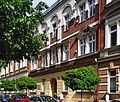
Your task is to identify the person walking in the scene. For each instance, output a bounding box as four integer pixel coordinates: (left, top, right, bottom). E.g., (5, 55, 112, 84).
(105, 92, 110, 102)
(53, 93, 58, 100)
(59, 92, 63, 102)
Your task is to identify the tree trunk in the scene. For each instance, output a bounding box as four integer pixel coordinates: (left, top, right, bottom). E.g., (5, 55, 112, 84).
(81, 90, 82, 102)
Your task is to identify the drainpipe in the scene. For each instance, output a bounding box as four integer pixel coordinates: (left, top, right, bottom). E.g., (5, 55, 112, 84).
(97, 0, 101, 102)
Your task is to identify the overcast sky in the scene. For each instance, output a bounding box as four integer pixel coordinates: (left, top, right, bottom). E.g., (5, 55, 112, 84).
(33, 0, 57, 7)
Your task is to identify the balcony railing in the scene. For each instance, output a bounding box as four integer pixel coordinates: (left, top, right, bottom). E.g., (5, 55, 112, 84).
(100, 45, 120, 58)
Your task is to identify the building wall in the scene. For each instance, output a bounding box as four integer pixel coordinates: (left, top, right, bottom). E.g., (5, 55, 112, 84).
(29, 0, 100, 102)
(99, 0, 120, 101)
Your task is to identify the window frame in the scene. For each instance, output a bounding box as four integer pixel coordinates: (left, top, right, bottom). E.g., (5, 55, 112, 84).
(110, 70, 116, 92)
(52, 23, 58, 38)
(110, 24, 117, 47)
(80, 4, 86, 22)
(64, 14, 70, 31)
(31, 57, 38, 70)
(80, 38, 86, 55)
(89, 0, 96, 17)
(42, 54, 47, 67)
(89, 34, 96, 52)
(63, 44, 69, 61)
(51, 50, 57, 64)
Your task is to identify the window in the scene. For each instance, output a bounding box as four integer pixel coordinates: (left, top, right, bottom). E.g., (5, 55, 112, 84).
(63, 44, 69, 61)
(80, 4, 86, 22)
(80, 39, 86, 55)
(1, 68, 5, 76)
(6, 66, 8, 74)
(64, 81, 68, 91)
(110, 25, 117, 46)
(42, 79, 45, 93)
(89, 35, 96, 52)
(89, 0, 96, 17)
(15, 62, 19, 71)
(31, 58, 37, 70)
(20, 58, 26, 68)
(65, 14, 70, 31)
(110, 70, 116, 92)
(51, 50, 56, 64)
(10, 61, 14, 72)
(42, 54, 47, 67)
(53, 23, 58, 38)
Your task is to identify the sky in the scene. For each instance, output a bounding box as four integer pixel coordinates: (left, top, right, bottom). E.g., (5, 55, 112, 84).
(33, 0, 57, 7)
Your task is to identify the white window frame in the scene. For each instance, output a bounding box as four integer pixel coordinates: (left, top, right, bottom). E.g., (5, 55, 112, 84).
(64, 14, 70, 31)
(1, 68, 5, 76)
(89, 34, 96, 52)
(6, 66, 8, 74)
(52, 23, 58, 38)
(42, 54, 47, 67)
(10, 61, 14, 73)
(80, 38, 86, 55)
(63, 44, 69, 61)
(63, 81, 68, 91)
(15, 62, 19, 71)
(110, 24, 117, 47)
(109, 70, 116, 92)
(80, 4, 86, 22)
(31, 57, 37, 70)
(51, 50, 56, 64)
(89, 0, 96, 17)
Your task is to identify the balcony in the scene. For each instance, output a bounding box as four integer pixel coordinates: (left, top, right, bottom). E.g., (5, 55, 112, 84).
(100, 45, 120, 58)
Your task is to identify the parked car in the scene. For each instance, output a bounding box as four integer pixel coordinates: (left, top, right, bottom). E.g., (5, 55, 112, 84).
(29, 95, 58, 102)
(0, 94, 9, 102)
(112, 99, 120, 102)
(8, 94, 29, 102)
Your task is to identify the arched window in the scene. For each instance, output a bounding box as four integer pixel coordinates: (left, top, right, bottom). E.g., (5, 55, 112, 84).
(51, 15, 59, 38)
(62, 5, 72, 31)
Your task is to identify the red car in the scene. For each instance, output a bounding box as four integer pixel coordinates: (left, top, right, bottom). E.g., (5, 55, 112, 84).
(8, 94, 28, 102)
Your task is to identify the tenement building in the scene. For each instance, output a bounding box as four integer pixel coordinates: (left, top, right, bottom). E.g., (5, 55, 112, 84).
(1, 0, 120, 102)
(30, 0, 99, 102)
(99, 0, 120, 101)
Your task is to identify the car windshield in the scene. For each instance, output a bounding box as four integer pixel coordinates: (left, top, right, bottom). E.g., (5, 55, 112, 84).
(41, 96, 56, 102)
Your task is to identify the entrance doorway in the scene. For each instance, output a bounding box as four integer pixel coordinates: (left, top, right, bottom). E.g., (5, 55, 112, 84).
(50, 78, 57, 97)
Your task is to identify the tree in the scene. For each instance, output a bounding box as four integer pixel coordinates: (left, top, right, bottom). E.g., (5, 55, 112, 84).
(0, 79, 17, 91)
(0, 76, 37, 94)
(16, 76, 37, 94)
(0, 0, 48, 68)
(61, 66, 101, 102)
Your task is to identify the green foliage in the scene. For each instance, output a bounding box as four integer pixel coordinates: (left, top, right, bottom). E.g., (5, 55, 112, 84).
(0, 76, 37, 91)
(0, 79, 17, 91)
(0, 0, 48, 68)
(16, 76, 37, 90)
(61, 66, 101, 91)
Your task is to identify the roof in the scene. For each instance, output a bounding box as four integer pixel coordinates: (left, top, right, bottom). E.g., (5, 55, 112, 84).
(43, 0, 63, 15)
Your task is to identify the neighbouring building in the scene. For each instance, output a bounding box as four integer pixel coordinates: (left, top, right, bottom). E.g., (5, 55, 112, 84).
(99, 0, 120, 101)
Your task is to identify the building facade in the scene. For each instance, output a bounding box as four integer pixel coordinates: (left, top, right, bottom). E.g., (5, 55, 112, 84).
(1, 0, 120, 102)
(30, 0, 99, 102)
(99, 0, 120, 101)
